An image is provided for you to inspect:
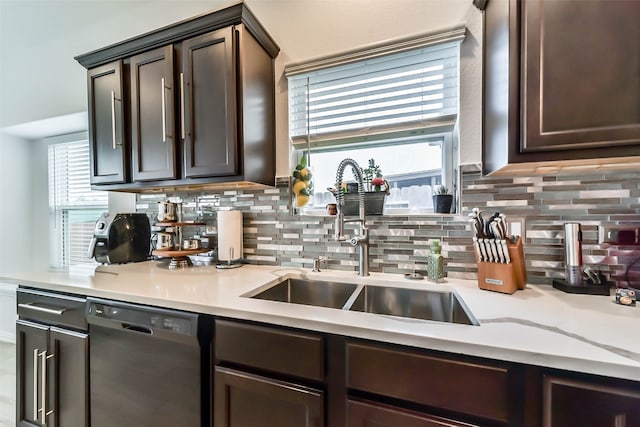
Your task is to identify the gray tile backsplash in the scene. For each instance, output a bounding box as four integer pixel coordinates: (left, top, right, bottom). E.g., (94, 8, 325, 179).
(138, 168, 640, 287)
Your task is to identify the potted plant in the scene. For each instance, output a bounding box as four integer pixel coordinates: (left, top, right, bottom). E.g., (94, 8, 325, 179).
(338, 159, 390, 216)
(432, 185, 453, 214)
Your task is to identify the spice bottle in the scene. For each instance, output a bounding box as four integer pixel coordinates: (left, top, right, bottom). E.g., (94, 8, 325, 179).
(428, 239, 445, 283)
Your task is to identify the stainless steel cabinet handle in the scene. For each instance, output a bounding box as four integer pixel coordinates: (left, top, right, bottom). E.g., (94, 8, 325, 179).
(19, 302, 67, 316)
(161, 77, 167, 143)
(44, 353, 54, 423)
(39, 350, 46, 424)
(180, 72, 186, 139)
(33, 348, 38, 421)
(111, 90, 117, 149)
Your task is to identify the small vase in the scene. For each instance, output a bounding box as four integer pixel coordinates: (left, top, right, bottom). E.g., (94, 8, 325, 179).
(432, 194, 453, 214)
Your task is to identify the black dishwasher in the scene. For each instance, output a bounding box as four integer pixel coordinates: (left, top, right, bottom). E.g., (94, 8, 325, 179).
(86, 298, 213, 427)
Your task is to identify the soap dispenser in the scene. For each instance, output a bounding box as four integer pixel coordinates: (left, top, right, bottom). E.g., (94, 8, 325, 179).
(428, 239, 445, 283)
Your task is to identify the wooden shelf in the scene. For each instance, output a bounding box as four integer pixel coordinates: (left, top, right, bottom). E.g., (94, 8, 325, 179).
(152, 248, 210, 258)
(156, 222, 206, 227)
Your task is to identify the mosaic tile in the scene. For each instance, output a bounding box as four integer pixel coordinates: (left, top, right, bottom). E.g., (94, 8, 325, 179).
(136, 169, 640, 287)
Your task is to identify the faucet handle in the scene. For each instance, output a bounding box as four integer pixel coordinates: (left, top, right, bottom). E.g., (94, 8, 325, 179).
(312, 256, 329, 272)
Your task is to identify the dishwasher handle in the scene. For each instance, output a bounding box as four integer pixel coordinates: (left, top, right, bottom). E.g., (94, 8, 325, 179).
(122, 324, 153, 335)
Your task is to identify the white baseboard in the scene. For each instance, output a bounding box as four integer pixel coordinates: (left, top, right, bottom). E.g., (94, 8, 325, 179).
(0, 282, 17, 344)
(0, 331, 15, 344)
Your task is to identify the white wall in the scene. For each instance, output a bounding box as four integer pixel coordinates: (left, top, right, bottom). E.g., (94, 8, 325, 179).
(0, 133, 35, 274)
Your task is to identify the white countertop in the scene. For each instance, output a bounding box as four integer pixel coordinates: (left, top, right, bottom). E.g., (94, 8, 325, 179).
(5, 261, 640, 381)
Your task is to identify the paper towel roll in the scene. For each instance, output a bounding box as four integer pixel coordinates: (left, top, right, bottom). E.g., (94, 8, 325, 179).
(217, 210, 243, 261)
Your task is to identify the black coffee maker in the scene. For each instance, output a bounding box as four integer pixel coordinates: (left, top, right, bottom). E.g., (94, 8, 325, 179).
(88, 213, 151, 264)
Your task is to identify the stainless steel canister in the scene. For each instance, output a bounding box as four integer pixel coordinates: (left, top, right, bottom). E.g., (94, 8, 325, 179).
(157, 201, 177, 222)
(564, 222, 583, 286)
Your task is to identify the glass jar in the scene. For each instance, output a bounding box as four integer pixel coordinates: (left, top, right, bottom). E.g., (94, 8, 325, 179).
(292, 164, 313, 211)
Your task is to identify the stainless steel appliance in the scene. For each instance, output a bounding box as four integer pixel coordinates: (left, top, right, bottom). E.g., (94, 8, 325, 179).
(157, 201, 182, 222)
(553, 222, 609, 295)
(564, 222, 583, 286)
(88, 213, 151, 264)
(86, 298, 213, 427)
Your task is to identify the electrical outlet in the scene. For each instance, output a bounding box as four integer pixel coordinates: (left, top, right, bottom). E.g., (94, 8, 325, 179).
(506, 216, 526, 239)
(598, 226, 639, 245)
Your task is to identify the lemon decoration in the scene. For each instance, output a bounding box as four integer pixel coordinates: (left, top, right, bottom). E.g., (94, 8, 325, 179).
(293, 180, 307, 195)
(296, 194, 309, 207)
(292, 152, 313, 208)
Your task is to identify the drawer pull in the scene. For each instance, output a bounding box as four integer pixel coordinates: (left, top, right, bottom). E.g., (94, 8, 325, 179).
(19, 302, 68, 316)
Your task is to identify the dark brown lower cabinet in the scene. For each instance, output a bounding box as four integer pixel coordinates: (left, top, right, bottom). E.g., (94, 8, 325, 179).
(348, 399, 479, 427)
(16, 321, 89, 427)
(543, 375, 640, 427)
(347, 341, 513, 425)
(214, 366, 324, 427)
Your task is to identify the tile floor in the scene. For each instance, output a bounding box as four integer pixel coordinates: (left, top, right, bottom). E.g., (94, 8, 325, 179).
(0, 341, 16, 427)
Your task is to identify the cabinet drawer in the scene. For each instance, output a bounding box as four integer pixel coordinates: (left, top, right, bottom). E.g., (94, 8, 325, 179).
(17, 288, 87, 331)
(215, 319, 324, 381)
(348, 399, 480, 427)
(543, 375, 640, 427)
(347, 342, 510, 423)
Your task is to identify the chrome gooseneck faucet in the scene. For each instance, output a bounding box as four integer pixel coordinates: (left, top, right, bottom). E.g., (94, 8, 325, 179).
(334, 158, 370, 276)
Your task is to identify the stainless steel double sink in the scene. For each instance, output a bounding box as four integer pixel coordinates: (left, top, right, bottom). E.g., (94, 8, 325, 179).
(244, 277, 478, 326)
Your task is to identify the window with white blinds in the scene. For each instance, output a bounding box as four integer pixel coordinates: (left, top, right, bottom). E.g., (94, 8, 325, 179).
(285, 27, 464, 213)
(48, 137, 107, 268)
(287, 28, 464, 148)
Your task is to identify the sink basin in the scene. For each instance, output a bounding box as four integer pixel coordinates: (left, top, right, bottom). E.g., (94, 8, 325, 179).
(249, 278, 358, 309)
(246, 278, 478, 326)
(349, 285, 478, 325)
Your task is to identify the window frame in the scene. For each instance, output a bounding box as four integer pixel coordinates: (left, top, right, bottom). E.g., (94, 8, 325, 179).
(285, 27, 465, 214)
(47, 131, 108, 268)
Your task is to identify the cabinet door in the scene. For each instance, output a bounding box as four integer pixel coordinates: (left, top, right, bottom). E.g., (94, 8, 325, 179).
(543, 375, 640, 427)
(130, 45, 177, 181)
(348, 400, 479, 427)
(87, 61, 127, 184)
(521, 0, 640, 154)
(16, 320, 49, 427)
(48, 327, 88, 427)
(181, 27, 238, 178)
(214, 367, 324, 427)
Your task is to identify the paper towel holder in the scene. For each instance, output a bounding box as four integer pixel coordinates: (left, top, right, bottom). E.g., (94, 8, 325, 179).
(216, 210, 244, 269)
(216, 247, 243, 269)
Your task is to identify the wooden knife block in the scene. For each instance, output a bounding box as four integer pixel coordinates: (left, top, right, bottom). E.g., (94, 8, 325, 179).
(476, 236, 527, 294)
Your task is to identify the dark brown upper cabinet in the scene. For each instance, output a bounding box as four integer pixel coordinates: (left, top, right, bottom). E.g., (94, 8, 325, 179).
(75, 3, 279, 191)
(181, 27, 237, 179)
(130, 46, 177, 181)
(483, 0, 640, 175)
(87, 61, 127, 184)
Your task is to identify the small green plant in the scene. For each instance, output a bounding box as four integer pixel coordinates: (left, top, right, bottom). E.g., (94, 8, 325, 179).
(434, 185, 450, 195)
(363, 159, 384, 191)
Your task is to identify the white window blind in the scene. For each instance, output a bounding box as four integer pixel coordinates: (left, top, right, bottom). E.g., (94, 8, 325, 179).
(287, 28, 464, 148)
(48, 138, 108, 268)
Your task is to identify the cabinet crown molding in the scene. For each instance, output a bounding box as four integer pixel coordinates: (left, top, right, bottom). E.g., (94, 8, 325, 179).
(75, 2, 279, 69)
